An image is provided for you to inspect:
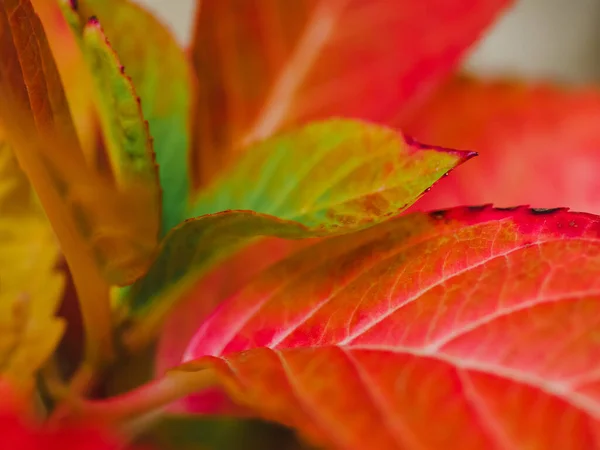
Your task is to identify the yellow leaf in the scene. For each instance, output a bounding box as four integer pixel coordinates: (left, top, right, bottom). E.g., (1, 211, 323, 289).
(0, 134, 65, 390)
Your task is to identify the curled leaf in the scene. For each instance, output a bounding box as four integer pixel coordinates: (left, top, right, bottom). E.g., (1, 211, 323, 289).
(75, 0, 194, 231)
(178, 206, 600, 449)
(81, 18, 160, 191)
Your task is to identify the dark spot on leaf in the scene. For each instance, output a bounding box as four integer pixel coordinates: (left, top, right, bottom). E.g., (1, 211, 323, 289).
(531, 208, 562, 215)
(429, 209, 447, 220)
(70, 0, 78, 11)
(497, 206, 520, 211)
(120, 65, 126, 74)
(569, 220, 577, 227)
(88, 16, 99, 26)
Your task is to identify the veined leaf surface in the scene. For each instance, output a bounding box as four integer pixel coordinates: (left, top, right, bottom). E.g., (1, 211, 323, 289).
(155, 237, 308, 406)
(177, 206, 600, 449)
(120, 121, 473, 347)
(188, 120, 473, 222)
(76, 0, 194, 231)
(190, 0, 512, 186)
(404, 76, 600, 213)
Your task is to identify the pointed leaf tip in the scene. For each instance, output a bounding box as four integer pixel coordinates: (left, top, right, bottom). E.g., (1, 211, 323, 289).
(405, 77, 600, 213)
(126, 120, 472, 355)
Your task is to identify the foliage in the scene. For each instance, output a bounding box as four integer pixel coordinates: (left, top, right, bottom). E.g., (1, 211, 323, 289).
(1, 0, 600, 449)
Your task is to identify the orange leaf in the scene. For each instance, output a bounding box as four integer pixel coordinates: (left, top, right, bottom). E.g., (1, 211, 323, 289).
(403, 76, 600, 213)
(190, 0, 512, 186)
(177, 206, 600, 449)
(32, 0, 96, 159)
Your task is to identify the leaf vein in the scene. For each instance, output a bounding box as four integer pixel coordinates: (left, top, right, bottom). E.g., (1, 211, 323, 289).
(340, 238, 600, 345)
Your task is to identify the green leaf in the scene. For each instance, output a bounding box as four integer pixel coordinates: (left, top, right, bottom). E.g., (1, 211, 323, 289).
(76, 0, 193, 233)
(117, 120, 474, 348)
(51, 3, 163, 280)
(188, 120, 472, 224)
(81, 18, 160, 193)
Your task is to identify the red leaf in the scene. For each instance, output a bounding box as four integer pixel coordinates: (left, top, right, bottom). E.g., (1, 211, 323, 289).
(0, 380, 137, 450)
(190, 0, 512, 185)
(156, 237, 310, 414)
(403, 76, 600, 213)
(179, 207, 600, 449)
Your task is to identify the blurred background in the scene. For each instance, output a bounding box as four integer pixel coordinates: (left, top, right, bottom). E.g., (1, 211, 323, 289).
(137, 0, 600, 83)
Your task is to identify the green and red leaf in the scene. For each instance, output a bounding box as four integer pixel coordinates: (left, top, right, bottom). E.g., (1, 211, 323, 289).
(190, 0, 512, 186)
(188, 120, 473, 223)
(403, 76, 600, 213)
(118, 120, 473, 347)
(174, 206, 600, 449)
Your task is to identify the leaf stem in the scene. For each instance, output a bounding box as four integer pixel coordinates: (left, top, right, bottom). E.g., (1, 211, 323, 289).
(46, 361, 99, 425)
(71, 369, 216, 423)
(6, 134, 114, 368)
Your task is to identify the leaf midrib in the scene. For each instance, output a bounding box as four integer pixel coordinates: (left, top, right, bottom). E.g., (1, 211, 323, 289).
(242, 0, 349, 145)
